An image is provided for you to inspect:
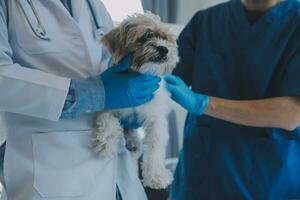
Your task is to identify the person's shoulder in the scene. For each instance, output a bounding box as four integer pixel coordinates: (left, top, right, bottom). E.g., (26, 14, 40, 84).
(289, 0, 300, 17)
(192, 1, 232, 22)
(288, 1, 300, 31)
(292, 0, 300, 8)
(204, 0, 232, 13)
(183, 1, 231, 33)
(282, 1, 300, 53)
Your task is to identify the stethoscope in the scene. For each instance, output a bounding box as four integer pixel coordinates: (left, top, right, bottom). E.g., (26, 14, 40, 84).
(16, 0, 105, 41)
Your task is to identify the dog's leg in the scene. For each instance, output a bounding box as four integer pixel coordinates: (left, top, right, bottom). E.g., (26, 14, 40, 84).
(141, 117, 173, 189)
(124, 129, 143, 160)
(93, 111, 123, 157)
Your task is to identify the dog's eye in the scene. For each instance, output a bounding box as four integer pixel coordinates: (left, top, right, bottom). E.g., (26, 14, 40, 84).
(139, 31, 154, 43)
(161, 35, 168, 40)
(144, 31, 154, 39)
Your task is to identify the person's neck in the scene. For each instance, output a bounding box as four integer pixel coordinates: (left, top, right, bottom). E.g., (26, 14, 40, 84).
(242, 0, 283, 11)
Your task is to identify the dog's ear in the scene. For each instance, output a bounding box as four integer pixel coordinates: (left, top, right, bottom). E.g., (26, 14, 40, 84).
(101, 27, 127, 64)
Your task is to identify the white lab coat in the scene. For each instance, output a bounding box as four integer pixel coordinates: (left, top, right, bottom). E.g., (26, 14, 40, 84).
(0, 0, 147, 199)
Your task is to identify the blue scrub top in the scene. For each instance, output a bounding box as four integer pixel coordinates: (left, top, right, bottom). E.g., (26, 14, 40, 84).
(172, 0, 300, 199)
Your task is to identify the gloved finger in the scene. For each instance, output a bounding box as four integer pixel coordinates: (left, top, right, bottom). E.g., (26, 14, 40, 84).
(166, 83, 180, 94)
(113, 54, 132, 72)
(139, 83, 160, 95)
(164, 75, 183, 85)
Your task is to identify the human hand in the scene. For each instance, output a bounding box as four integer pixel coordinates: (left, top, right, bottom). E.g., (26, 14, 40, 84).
(164, 75, 209, 115)
(101, 55, 161, 109)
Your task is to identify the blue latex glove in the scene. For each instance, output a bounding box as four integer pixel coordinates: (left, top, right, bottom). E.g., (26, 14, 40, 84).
(164, 75, 209, 116)
(101, 55, 161, 109)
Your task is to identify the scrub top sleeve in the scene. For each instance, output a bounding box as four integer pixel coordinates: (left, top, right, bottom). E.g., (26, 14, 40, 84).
(281, 52, 300, 96)
(173, 12, 201, 86)
(0, 2, 70, 121)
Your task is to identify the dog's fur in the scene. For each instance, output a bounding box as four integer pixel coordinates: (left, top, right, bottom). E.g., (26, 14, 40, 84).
(93, 13, 179, 189)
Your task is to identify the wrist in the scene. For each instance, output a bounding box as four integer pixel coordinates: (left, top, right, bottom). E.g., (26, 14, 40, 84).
(73, 77, 105, 116)
(194, 93, 209, 116)
(60, 81, 77, 119)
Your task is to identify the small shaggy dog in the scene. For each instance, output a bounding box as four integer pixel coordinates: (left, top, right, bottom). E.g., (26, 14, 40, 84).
(93, 13, 179, 189)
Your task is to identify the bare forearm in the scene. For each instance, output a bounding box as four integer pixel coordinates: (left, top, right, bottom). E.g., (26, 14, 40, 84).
(204, 96, 300, 131)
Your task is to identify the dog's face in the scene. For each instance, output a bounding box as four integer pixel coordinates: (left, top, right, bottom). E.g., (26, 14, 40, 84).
(101, 13, 179, 75)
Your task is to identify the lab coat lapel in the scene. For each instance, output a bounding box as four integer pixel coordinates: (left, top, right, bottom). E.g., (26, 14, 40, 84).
(71, 0, 84, 22)
(43, 0, 80, 32)
(54, 0, 84, 22)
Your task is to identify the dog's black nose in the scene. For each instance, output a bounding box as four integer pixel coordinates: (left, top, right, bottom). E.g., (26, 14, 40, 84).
(157, 46, 168, 57)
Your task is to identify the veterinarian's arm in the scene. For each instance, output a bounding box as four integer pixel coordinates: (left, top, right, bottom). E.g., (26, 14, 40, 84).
(205, 97, 300, 131)
(61, 56, 161, 119)
(165, 75, 300, 131)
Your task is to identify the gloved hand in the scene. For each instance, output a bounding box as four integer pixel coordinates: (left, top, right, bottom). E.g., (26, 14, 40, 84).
(101, 55, 161, 109)
(164, 75, 209, 116)
(61, 55, 160, 119)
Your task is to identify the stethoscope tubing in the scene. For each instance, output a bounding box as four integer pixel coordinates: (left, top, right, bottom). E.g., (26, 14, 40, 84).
(17, 0, 50, 40)
(86, 0, 101, 30)
(17, 0, 102, 41)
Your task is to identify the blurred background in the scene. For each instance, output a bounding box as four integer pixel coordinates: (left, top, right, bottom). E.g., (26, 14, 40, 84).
(102, 0, 228, 24)
(142, 0, 228, 24)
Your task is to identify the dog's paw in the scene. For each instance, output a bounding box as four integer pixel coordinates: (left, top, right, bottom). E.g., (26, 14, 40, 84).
(142, 167, 173, 189)
(125, 130, 143, 159)
(93, 113, 123, 157)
